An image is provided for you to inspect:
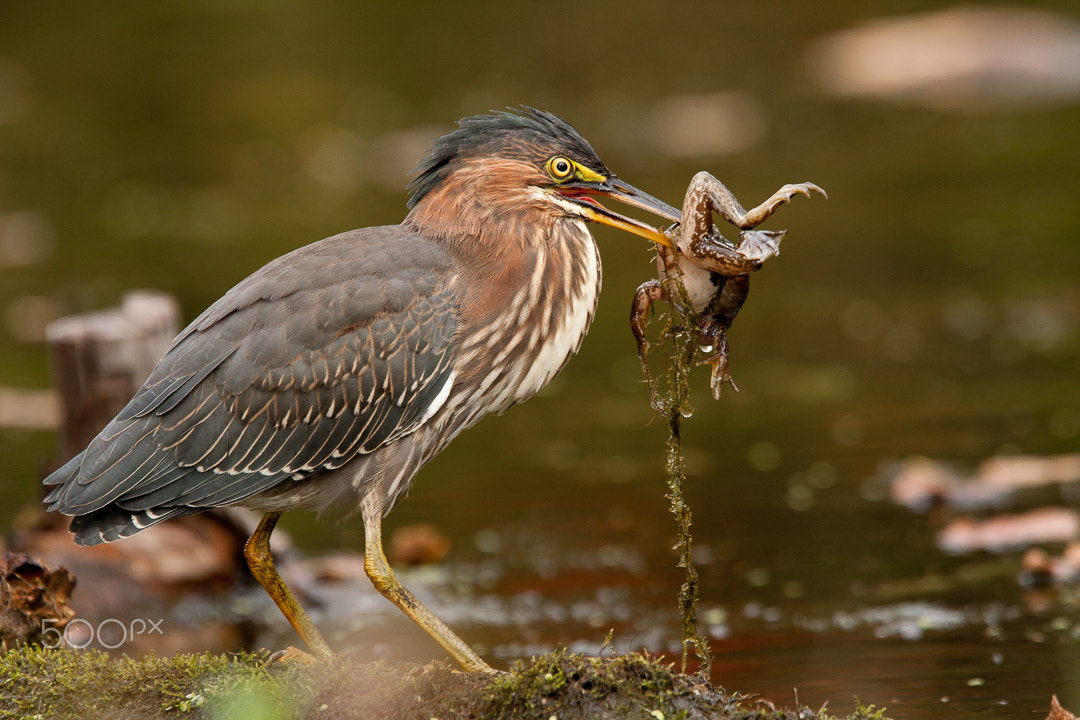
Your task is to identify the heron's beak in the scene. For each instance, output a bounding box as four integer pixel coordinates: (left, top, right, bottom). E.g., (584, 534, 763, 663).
(558, 176, 680, 248)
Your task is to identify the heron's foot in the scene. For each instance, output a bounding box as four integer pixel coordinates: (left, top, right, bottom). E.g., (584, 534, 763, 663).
(459, 661, 501, 676)
(266, 646, 321, 664)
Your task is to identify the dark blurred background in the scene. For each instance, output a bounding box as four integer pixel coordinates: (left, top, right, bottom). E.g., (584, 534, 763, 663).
(1, 3, 1079, 718)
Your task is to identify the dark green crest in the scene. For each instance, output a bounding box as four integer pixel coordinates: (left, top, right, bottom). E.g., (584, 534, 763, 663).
(407, 107, 608, 209)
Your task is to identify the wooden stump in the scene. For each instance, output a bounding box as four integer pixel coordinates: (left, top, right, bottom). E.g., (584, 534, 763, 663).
(44, 291, 180, 463)
(0, 552, 75, 649)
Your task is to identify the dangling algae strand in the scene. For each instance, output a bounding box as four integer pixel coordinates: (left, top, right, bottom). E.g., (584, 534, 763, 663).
(650, 256, 712, 680)
(634, 175, 825, 680)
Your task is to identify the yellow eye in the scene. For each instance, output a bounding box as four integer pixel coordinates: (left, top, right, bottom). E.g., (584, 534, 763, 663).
(546, 156, 575, 181)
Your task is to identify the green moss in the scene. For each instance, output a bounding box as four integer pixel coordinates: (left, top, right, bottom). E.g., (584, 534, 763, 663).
(481, 650, 890, 720)
(0, 646, 296, 720)
(0, 647, 892, 720)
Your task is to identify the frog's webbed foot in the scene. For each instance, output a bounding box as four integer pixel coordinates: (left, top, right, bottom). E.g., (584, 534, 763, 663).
(737, 182, 827, 229)
(631, 280, 667, 408)
(736, 229, 786, 264)
(702, 352, 737, 399)
(697, 320, 737, 399)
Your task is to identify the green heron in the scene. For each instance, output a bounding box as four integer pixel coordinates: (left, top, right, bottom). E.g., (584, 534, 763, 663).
(44, 108, 680, 672)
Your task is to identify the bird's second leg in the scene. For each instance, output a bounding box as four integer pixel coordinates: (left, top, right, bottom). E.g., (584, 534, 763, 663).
(361, 497, 495, 674)
(244, 511, 334, 661)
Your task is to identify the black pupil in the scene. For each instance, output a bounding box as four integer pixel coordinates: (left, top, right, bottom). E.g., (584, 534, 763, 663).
(556, 160, 569, 175)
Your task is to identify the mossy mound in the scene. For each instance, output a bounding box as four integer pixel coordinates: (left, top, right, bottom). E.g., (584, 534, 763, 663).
(0, 646, 889, 720)
(479, 651, 888, 720)
(0, 647, 299, 720)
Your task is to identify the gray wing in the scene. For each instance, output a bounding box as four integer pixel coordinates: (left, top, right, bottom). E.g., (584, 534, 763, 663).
(44, 226, 459, 545)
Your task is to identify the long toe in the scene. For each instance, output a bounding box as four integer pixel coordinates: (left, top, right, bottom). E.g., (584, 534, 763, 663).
(266, 646, 323, 665)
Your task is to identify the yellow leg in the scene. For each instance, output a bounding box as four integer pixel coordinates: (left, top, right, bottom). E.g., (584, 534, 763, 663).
(362, 499, 494, 674)
(244, 511, 334, 660)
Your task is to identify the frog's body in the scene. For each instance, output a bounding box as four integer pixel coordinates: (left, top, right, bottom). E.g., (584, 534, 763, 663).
(631, 171, 825, 399)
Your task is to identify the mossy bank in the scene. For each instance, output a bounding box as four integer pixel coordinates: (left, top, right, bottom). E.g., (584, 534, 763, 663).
(0, 646, 890, 720)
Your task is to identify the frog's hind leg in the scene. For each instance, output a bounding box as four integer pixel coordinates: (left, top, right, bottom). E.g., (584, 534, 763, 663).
(683, 171, 826, 231)
(697, 273, 750, 399)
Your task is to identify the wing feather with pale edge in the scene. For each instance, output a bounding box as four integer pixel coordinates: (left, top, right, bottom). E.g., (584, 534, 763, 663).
(44, 226, 459, 543)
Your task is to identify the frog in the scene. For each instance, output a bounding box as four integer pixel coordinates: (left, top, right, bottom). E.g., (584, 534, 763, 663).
(630, 171, 826, 401)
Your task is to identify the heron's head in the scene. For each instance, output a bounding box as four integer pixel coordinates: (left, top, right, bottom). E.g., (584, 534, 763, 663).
(405, 107, 677, 247)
